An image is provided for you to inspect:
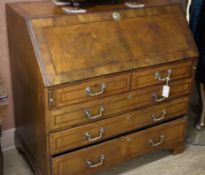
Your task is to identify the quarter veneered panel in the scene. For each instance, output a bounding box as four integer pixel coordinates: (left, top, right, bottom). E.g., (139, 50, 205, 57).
(30, 5, 198, 86)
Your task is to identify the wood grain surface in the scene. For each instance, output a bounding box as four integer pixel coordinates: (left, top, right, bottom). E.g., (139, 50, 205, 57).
(52, 118, 187, 175)
(0, 0, 49, 130)
(50, 97, 189, 155)
(54, 73, 131, 108)
(132, 60, 193, 89)
(0, 0, 190, 131)
(30, 4, 198, 86)
(6, 5, 50, 175)
(6, 1, 197, 175)
(50, 78, 192, 130)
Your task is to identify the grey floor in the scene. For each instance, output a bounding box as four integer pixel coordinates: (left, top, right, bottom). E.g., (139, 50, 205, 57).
(3, 144, 205, 175)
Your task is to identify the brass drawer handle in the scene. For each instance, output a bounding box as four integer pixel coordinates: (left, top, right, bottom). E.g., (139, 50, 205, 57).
(62, 7, 87, 14)
(52, 0, 71, 6)
(125, 2, 145, 8)
(155, 69, 172, 82)
(85, 128, 105, 142)
(149, 135, 165, 147)
(86, 155, 105, 168)
(85, 83, 106, 97)
(151, 110, 167, 122)
(152, 94, 167, 102)
(84, 106, 104, 120)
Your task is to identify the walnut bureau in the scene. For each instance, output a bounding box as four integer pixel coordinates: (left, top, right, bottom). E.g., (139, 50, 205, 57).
(7, 1, 198, 175)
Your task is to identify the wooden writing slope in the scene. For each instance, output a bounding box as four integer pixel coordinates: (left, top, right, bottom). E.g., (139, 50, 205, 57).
(7, 0, 198, 174)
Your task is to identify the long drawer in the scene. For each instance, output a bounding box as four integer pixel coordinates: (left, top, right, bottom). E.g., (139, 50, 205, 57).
(52, 118, 187, 175)
(49, 97, 189, 155)
(50, 78, 192, 130)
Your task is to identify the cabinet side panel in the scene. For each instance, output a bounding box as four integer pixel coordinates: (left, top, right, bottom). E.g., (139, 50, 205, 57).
(6, 5, 49, 175)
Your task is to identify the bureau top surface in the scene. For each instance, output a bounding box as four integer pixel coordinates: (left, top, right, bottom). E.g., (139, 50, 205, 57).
(7, 0, 185, 18)
(7, 0, 198, 87)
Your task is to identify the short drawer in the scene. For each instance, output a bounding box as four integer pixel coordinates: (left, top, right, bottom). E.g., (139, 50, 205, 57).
(132, 60, 193, 89)
(49, 97, 189, 155)
(50, 78, 192, 130)
(53, 74, 131, 108)
(52, 118, 187, 175)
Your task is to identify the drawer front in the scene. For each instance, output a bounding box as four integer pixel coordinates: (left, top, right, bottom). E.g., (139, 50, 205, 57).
(54, 74, 131, 108)
(52, 118, 187, 175)
(50, 78, 192, 130)
(132, 60, 193, 89)
(50, 97, 189, 155)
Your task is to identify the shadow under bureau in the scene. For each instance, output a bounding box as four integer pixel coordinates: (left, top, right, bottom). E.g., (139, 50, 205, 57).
(6, 1, 198, 175)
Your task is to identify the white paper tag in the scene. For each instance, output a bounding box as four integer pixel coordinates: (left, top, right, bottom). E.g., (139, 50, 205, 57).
(162, 85, 170, 98)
